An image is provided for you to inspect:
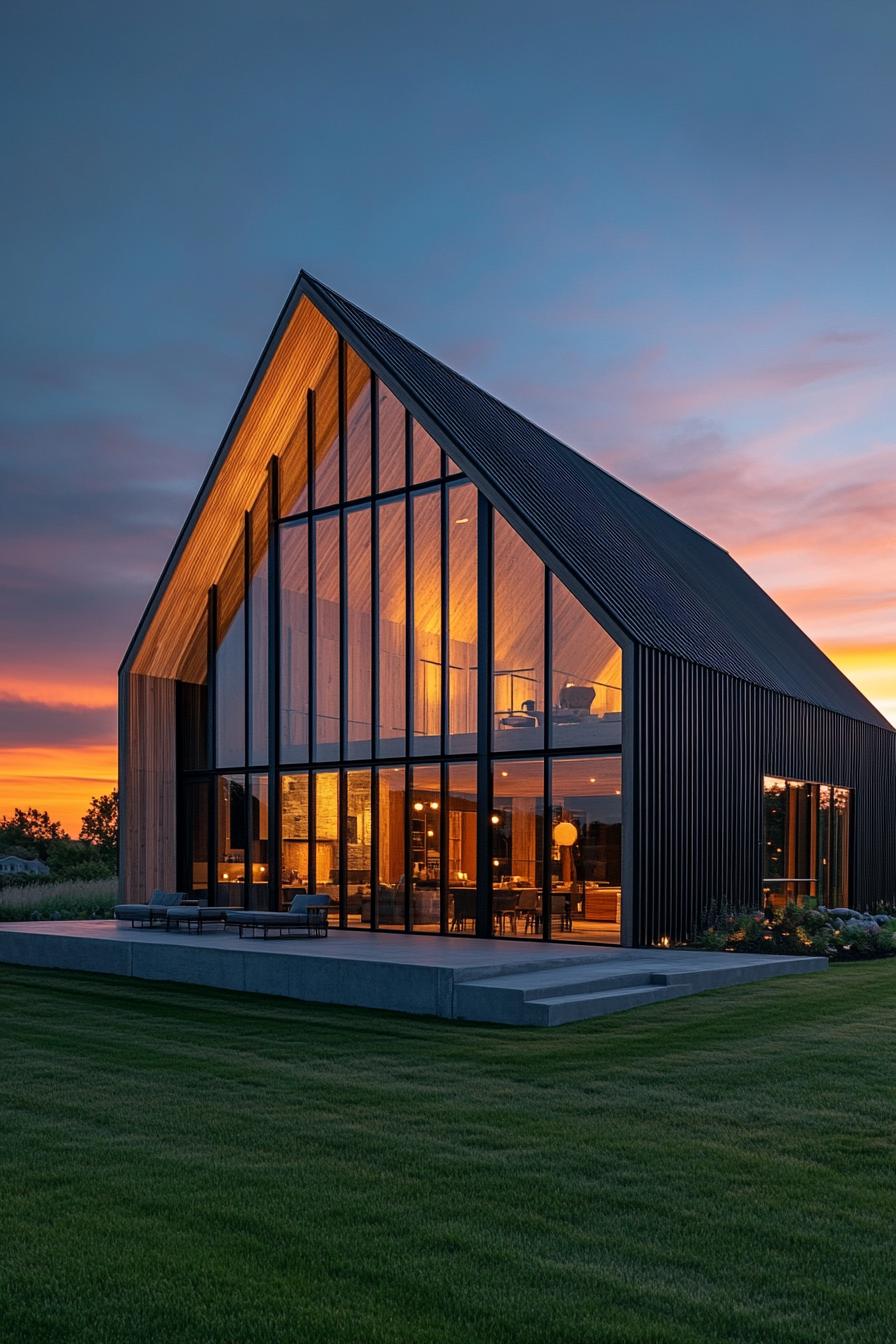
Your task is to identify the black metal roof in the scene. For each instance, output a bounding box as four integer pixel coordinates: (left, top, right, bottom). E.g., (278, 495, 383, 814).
(303, 272, 890, 730)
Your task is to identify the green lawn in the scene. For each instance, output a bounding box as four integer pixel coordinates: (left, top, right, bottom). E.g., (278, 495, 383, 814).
(1, 962, 894, 1344)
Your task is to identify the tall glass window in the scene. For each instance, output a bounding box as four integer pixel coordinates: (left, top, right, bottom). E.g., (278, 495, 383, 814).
(551, 757, 622, 942)
(377, 767, 406, 929)
(762, 776, 852, 906)
(314, 514, 340, 760)
(280, 401, 308, 517)
(281, 773, 309, 910)
(412, 488, 441, 754)
(551, 576, 621, 748)
(182, 778, 209, 902)
(346, 769, 372, 926)
(346, 506, 372, 759)
(491, 760, 543, 938)
(410, 765, 441, 931)
(280, 521, 309, 763)
(377, 498, 406, 757)
(447, 482, 477, 753)
(216, 774, 245, 906)
(314, 342, 340, 509)
(215, 540, 245, 768)
(493, 511, 544, 752)
(377, 383, 405, 493)
(248, 774, 269, 909)
(412, 419, 441, 484)
(176, 617, 208, 772)
(248, 485, 269, 766)
(345, 348, 372, 501)
(315, 771, 340, 909)
(447, 762, 476, 935)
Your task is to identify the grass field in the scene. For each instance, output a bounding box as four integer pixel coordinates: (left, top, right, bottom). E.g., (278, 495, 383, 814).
(1, 960, 894, 1344)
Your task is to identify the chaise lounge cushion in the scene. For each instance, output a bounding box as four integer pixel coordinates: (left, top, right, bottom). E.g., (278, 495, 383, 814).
(225, 893, 332, 930)
(114, 890, 188, 919)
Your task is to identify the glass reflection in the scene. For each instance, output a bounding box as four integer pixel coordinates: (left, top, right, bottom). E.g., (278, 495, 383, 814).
(492, 511, 543, 751)
(215, 541, 245, 768)
(447, 762, 476, 935)
(550, 576, 621, 748)
(315, 771, 340, 913)
(346, 507, 372, 759)
(378, 383, 406, 493)
(412, 419, 441, 483)
(216, 774, 245, 905)
(314, 514, 340, 760)
(491, 759, 543, 938)
(550, 757, 622, 943)
(281, 773, 309, 910)
(377, 768, 406, 929)
(447, 483, 477, 753)
(410, 765, 441, 931)
(248, 774, 269, 909)
(345, 347, 372, 500)
(412, 489, 441, 754)
(280, 521, 309, 763)
(346, 770, 372, 926)
(377, 498, 406, 756)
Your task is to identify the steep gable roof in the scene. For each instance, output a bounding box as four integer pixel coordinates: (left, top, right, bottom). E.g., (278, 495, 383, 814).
(124, 268, 889, 732)
(303, 274, 889, 731)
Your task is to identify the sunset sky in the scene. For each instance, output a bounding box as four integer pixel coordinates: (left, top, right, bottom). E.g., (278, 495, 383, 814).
(1, 1, 894, 834)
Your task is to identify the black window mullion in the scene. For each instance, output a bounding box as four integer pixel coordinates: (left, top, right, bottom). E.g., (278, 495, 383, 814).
(308, 770, 317, 897)
(542, 565, 552, 940)
(371, 765, 380, 930)
(243, 512, 251, 907)
(439, 757, 448, 934)
(338, 767, 347, 930)
(475, 499, 493, 937)
(307, 389, 316, 514)
(267, 456, 280, 912)
(403, 762, 412, 933)
(207, 585, 218, 904)
(370, 386, 380, 926)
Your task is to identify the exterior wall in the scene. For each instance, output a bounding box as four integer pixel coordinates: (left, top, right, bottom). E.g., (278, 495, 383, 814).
(120, 672, 177, 902)
(632, 647, 896, 945)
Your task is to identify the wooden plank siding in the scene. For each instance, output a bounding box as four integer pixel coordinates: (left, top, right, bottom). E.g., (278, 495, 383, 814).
(123, 674, 177, 901)
(131, 296, 337, 680)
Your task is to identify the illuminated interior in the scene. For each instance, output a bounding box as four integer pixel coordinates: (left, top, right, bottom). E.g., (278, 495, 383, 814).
(137, 301, 625, 942)
(762, 775, 852, 907)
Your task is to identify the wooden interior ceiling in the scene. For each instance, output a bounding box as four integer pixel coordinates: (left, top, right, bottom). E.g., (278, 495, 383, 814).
(131, 296, 336, 679)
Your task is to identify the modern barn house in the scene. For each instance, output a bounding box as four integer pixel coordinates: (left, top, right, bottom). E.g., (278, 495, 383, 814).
(119, 273, 896, 947)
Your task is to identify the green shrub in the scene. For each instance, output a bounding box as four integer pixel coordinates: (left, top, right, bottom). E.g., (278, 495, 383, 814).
(696, 901, 896, 962)
(0, 878, 117, 922)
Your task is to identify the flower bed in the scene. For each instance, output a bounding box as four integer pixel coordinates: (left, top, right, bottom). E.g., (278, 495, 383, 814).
(696, 902, 896, 960)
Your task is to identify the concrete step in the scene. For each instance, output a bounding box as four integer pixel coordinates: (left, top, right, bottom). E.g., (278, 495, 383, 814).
(454, 965, 703, 1025)
(524, 982, 695, 1026)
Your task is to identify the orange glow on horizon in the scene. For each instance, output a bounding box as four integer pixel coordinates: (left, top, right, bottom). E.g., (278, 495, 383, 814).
(0, 644, 892, 842)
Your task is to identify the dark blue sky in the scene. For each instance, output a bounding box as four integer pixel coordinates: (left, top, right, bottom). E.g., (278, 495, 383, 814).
(1, 0, 895, 824)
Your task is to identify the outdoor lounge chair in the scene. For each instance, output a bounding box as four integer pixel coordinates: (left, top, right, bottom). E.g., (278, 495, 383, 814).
(114, 889, 189, 927)
(225, 891, 331, 938)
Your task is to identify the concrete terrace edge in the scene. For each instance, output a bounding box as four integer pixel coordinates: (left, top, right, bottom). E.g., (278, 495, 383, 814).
(0, 923, 827, 1025)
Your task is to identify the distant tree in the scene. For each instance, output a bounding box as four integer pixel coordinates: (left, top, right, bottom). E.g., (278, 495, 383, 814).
(79, 790, 119, 866)
(47, 836, 115, 882)
(0, 808, 69, 862)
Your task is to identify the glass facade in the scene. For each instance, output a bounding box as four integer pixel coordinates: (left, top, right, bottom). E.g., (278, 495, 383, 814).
(762, 776, 852, 906)
(175, 312, 625, 941)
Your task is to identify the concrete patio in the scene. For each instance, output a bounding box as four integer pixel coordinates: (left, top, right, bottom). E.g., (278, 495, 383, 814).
(0, 921, 827, 1025)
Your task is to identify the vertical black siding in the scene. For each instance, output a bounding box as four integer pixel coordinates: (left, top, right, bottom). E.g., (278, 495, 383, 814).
(633, 648, 896, 945)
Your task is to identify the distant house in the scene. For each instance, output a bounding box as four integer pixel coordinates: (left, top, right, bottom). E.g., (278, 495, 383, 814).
(0, 855, 50, 877)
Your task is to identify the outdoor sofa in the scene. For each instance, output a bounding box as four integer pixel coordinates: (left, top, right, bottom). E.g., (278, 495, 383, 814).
(113, 889, 190, 927)
(225, 892, 331, 938)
